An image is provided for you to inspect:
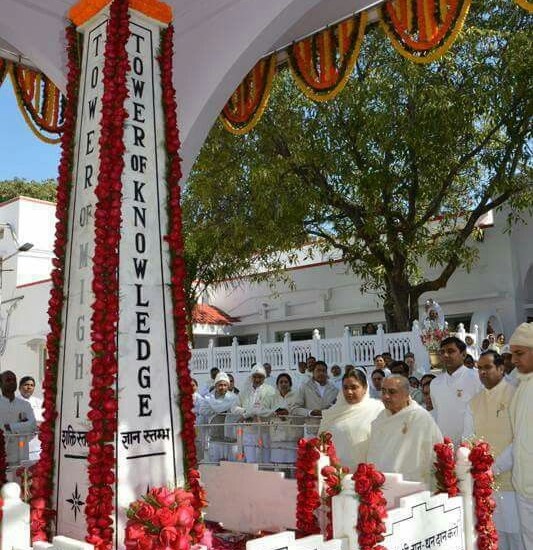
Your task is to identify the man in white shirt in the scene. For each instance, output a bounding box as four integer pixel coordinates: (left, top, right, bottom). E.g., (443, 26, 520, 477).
(463, 351, 524, 550)
(0, 370, 36, 465)
(293, 361, 310, 390)
(17, 376, 43, 461)
(330, 364, 343, 391)
(367, 375, 442, 484)
(263, 363, 276, 387)
(430, 336, 482, 445)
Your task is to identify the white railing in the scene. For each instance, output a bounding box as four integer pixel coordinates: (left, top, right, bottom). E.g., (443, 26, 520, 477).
(190, 322, 480, 378)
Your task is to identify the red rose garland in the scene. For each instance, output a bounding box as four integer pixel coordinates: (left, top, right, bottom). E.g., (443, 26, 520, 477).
(321, 462, 347, 540)
(30, 23, 81, 543)
(352, 463, 387, 550)
(84, 0, 130, 548)
(295, 433, 339, 536)
(434, 437, 459, 497)
(124, 486, 196, 549)
(0, 429, 7, 487)
(468, 441, 498, 550)
(158, 24, 207, 542)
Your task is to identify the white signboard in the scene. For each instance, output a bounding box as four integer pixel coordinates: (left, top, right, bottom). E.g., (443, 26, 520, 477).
(53, 8, 184, 546)
(383, 491, 465, 550)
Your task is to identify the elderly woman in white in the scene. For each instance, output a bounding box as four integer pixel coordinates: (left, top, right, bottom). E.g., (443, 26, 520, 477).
(232, 364, 276, 463)
(319, 368, 383, 471)
(199, 372, 238, 462)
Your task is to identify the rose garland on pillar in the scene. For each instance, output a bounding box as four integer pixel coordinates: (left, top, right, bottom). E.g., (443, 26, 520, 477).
(434, 437, 459, 497)
(321, 462, 347, 540)
(0, 429, 7, 487)
(468, 441, 498, 550)
(159, 23, 207, 542)
(84, 0, 130, 548)
(352, 463, 387, 550)
(30, 24, 81, 543)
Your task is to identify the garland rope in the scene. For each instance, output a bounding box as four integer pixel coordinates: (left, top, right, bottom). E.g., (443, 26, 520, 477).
(288, 12, 367, 102)
(219, 54, 276, 135)
(379, 0, 473, 63)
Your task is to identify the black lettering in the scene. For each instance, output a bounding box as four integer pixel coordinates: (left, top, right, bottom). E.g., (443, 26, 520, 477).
(75, 353, 83, 380)
(134, 180, 146, 202)
(137, 339, 150, 360)
(133, 206, 146, 228)
(79, 204, 93, 227)
(76, 316, 85, 341)
(92, 34, 103, 57)
(132, 102, 145, 122)
(88, 97, 97, 119)
(135, 283, 149, 306)
(136, 311, 150, 334)
(86, 130, 95, 154)
(138, 366, 151, 388)
(138, 395, 152, 417)
(79, 242, 89, 268)
(133, 56, 143, 76)
(131, 155, 147, 173)
(133, 125, 145, 148)
(74, 391, 83, 418)
(80, 278, 85, 305)
(90, 66, 98, 89)
(85, 164, 94, 188)
(133, 258, 148, 279)
(131, 33, 145, 54)
(131, 79, 145, 99)
(135, 233, 146, 254)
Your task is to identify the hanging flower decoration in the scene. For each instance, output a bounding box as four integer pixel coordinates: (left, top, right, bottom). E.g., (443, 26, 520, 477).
(380, 0, 472, 63)
(159, 23, 208, 543)
(124, 486, 196, 549)
(219, 55, 276, 135)
(434, 437, 459, 497)
(468, 441, 498, 550)
(8, 63, 65, 143)
(84, 0, 130, 547)
(0, 430, 7, 487)
(69, 0, 173, 26)
(288, 12, 367, 102)
(513, 0, 533, 12)
(352, 463, 387, 550)
(30, 23, 81, 543)
(295, 433, 339, 537)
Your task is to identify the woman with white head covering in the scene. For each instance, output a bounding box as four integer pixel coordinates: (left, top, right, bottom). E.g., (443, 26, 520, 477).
(319, 368, 384, 471)
(233, 364, 276, 463)
(199, 372, 238, 462)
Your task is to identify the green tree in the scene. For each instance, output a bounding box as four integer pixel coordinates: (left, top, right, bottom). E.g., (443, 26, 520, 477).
(186, 0, 532, 331)
(0, 177, 57, 203)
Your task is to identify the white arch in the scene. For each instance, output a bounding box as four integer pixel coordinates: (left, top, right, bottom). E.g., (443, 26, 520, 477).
(0, 0, 377, 179)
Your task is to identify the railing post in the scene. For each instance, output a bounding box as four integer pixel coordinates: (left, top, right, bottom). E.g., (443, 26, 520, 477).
(231, 337, 239, 373)
(312, 329, 321, 359)
(342, 326, 352, 365)
(256, 334, 264, 366)
(1, 482, 30, 550)
(376, 323, 385, 354)
(412, 320, 429, 373)
(283, 332, 291, 369)
(473, 324, 480, 347)
(456, 446, 476, 550)
(332, 476, 360, 549)
(207, 338, 215, 372)
(456, 323, 466, 342)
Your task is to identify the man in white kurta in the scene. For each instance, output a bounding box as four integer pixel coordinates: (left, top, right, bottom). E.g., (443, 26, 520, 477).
(17, 376, 43, 461)
(463, 351, 524, 550)
(0, 371, 36, 465)
(430, 336, 482, 445)
(367, 375, 442, 485)
(233, 364, 276, 463)
(496, 322, 533, 549)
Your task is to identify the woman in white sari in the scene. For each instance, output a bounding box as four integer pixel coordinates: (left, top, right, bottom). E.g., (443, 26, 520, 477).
(270, 373, 301, 465)
(199, 372, 238, 462)
(319, 368, 384, 471)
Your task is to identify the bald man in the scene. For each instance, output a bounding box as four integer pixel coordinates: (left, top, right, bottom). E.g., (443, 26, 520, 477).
(366, 375, 442, 484)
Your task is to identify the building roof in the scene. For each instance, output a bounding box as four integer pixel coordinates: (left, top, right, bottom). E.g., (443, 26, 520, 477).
(192, 304, 238, 326)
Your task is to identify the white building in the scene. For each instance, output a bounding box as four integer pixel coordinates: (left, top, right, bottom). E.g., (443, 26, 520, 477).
(1, 195, 532, 394)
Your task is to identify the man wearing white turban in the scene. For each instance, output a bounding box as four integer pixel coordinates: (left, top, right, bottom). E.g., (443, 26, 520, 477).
(494, 322, 533, 549)
(232, 364, 276, 463)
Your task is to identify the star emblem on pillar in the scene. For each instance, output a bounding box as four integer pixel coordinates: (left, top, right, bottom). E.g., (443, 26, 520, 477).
(66, 483, 85, 521)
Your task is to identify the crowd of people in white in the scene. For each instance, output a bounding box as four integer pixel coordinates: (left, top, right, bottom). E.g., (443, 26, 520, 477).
(193, 322, 533, 550)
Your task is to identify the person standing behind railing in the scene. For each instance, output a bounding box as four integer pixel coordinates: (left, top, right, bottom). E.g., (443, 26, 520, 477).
(232, 364, 276, 464)
(0, 371, 36, 465)
(16, 376, 43, 461)
(269, 373, 301, 465)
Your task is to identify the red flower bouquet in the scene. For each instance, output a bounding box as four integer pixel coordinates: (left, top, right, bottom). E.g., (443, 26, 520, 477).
(434, 437, 459, 497)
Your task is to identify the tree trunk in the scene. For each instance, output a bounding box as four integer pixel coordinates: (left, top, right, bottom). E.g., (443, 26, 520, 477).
(383, 279, 412, 332)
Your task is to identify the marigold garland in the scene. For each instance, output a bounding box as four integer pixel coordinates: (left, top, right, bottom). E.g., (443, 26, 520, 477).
(219, 55, 276, 135)
(434, 437, 459, 497)
(84, 0, 130, 548)
(158, 23, 207, 543)
(513, 0, 533, 12)
(30, 23, 81, 543)
(468, 441, 498, 550)
(69, 0, 172, 26)
(288, 12, 367, 102)
(380, 0, 472, 63)
(352, 463, 387, 550)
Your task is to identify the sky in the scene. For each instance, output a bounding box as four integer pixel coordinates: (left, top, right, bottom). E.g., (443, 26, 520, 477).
(0, 79, 60, 182)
